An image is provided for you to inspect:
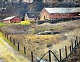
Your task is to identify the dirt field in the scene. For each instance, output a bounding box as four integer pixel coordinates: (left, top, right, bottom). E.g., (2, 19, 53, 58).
(0, 20, 80, 61)
(0, 20, 80, 34)
(8, 28, 80, 60)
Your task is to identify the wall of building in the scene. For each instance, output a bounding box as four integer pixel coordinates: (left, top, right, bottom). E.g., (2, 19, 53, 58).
(3, 17, 21, 23)
(3, 20, 10, 23)
(40, 9, 50, 20)
(49, 13, 74, 19)
(40, 9, 80, 20)
(25, 14, 38, 21)
(27, 18, 38, 21)
(25, 17, 38, 21)
(10, 17, 21, 23)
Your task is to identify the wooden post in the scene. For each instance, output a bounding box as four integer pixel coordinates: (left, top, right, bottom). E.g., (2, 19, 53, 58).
(79, 37, 80, 44)
(11, 38, 13, 43)
(49, 50, 51, 62)
(13, 39, 15, 45)
(75, 40, 77, 47)
(18, 42, 20, 51)
(65, 46, 67, 58)
(24, 47, 26, 55)
(5, 33, 6, 37)
(78, 36, 79, 43)
(6, 34, 8, 39)
(77, 40, 78, 46)
(31, 52, 33, 62)
(70, 46, 72, 52)
(10, 37, 12, 43)
(71, 41, 74, 54)
(59, 49, 62, 61)
(70, 46, 72, 58)
(76, 36, 78, 45)
(72, 41, 73, 50)
(76, 36, 77, 45)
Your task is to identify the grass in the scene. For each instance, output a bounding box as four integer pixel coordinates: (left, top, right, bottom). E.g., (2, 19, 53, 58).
(0, 23, 10, 27)
(0, 32, 27, 56)
(0, 32, 17, 50)
(35, 25, 63, 33)
(0, 32, 30, 62)
(0, 22, 17, 27)
(52, 25, 63, 31)
(0, 20, 30, 27)
(9, 34, 61, 59)
(9, 34, 73, 61)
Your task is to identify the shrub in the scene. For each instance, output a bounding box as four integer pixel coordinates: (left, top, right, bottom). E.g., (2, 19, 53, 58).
(20, 20, 30, 25)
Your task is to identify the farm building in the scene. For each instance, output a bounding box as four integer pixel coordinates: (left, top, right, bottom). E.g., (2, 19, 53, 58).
(40, 7, 80, 20)
(3, 16, 21, 23)
(25, 12, 39, 21)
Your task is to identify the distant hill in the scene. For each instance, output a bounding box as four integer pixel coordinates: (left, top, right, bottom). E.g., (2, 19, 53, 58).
(0, 0, 80, 21)
(0, 2, 28, 20)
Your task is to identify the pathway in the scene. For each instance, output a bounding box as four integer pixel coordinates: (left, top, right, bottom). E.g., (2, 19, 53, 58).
(0, 36, 30, 62)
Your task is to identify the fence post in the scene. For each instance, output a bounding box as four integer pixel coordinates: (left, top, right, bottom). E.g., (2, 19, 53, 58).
(24, 47, 26, 55)
(72, 41, 73, 50)
(10, 37, 12, 43)
(70, 46, 72, 58)
(77, 36, 79, 45)
(6, 33, 8, 39)
(79, 37, 80, 44)
(59, 49, 62, 61)
(18, 42, 20, 51)
(75, 40, 77, 47)
(13, 39, 15, 45)
(31, 52, 33, 62)
(5, 33, 6, 37)
(76, 36, 78, 45)
(65, 46, 67, 58)
(72, 41, 74, 55)
(78, 36, 79, 45)
(49, 50, 51, 62)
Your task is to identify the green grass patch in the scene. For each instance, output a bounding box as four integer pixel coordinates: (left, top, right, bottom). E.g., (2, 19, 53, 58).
(0, 32, 26, 55)
(0, 32, 17, 51)
(0, 23, 8, 27)
(52, 26, 63, 30)
(0, 20, 30, 27)
(0, 22, 15, 27)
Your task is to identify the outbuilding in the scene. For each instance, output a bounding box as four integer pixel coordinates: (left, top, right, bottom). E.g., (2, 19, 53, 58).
(3, 16, 21, 23)
(40, 7, 80, 20)
(25, 12, 39, 22)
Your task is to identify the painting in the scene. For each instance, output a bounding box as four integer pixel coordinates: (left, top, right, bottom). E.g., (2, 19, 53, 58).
(0, 0, 80, 62)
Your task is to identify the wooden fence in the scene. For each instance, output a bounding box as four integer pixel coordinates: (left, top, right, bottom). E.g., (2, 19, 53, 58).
(3, 32, 80, 62)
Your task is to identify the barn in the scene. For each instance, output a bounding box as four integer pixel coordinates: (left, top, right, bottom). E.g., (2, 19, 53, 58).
(3, 16, 21, 23)
(40, 7, 80, 20)
(25, 12, 39, 22)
